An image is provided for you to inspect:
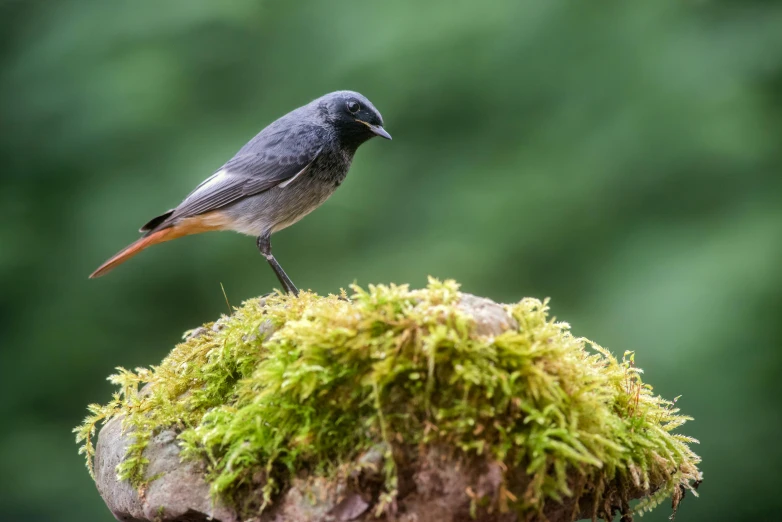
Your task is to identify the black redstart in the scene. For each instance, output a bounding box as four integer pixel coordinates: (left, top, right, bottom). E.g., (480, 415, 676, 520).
(90, 90, 391, 294)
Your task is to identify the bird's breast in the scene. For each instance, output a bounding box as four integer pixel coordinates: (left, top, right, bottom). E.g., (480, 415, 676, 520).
(221, 150, 352, 236)
(310, 149, 352, 185)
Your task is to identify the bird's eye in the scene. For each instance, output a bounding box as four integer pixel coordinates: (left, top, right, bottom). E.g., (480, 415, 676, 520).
(347, 100, 360, 114)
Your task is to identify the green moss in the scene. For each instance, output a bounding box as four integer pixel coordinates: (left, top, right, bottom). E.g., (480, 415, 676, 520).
(75, 279, 701, 519)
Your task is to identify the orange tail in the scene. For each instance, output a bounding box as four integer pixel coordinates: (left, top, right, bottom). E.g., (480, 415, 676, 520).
(89, 227, 182, 278)
(90, 212, 232, 279)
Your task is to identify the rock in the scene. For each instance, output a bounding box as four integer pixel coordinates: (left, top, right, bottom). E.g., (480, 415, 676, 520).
(94, 416, 239, 522)
(211, 317, 228, 332)
(259, 447, 511, 522)
(257, 318, 276, 340)
(330, 494, 370, 521)
(458, 293, 518, 337)
(91, 291, 674, 522)
(183, 327, 209, 341)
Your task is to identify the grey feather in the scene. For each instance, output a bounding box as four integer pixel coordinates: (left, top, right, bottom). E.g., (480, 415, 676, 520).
(159, 124, 326, 226)
(143, 90, 387, 236)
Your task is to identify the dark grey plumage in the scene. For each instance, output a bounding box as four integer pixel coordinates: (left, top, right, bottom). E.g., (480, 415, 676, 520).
(142, 90, 387, 238)
(92, 90, 391, 292)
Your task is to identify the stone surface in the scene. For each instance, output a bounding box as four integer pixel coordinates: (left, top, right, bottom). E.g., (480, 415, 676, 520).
(458, 293, 518, 337)
(95, 416, 239, 522)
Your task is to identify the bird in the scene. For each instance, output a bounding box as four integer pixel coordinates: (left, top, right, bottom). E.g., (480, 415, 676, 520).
(89, 90, 391, 294)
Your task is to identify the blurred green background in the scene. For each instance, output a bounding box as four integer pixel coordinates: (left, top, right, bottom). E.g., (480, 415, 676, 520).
(2, 0, 781, 520)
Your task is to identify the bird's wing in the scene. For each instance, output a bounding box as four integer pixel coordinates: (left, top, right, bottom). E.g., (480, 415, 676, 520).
(170, 148, 322, 220)
(152, 124, 326, 229)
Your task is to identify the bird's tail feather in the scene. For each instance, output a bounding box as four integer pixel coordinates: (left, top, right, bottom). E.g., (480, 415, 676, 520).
(89, 211, 232, 279)
(89, 227, 182, 278)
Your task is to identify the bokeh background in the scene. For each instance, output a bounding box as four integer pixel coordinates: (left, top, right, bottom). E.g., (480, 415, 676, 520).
(2, 1, 781, 520)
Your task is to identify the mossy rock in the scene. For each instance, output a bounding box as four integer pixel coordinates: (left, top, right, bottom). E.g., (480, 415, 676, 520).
(76, 279, 701, 522)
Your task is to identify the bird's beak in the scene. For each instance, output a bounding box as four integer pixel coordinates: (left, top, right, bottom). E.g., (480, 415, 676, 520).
(357, 120, 392, 140)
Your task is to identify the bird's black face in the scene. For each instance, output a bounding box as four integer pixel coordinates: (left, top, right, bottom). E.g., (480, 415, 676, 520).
(328, 92, 391, 148)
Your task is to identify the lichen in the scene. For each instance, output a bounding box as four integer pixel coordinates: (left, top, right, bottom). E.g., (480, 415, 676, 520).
(75, 278, 701, 520)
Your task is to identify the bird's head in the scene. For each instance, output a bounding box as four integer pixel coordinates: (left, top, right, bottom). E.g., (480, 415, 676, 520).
(317, 91, 391, 148)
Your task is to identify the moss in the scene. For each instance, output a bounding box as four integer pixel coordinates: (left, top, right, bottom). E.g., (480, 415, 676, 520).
(75, 279, 701, 519)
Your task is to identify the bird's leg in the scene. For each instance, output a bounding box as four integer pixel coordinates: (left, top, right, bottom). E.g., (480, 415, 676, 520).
(257, 233, 299, 295)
